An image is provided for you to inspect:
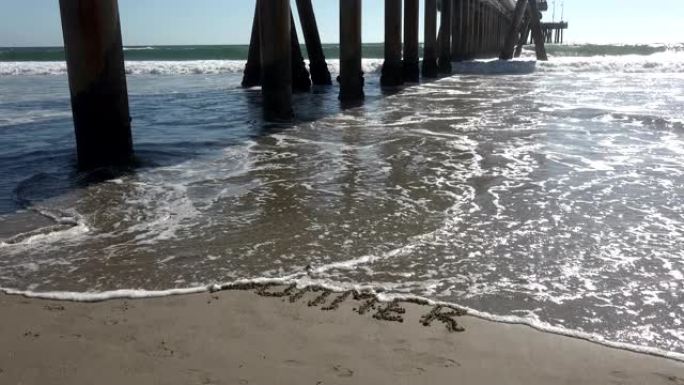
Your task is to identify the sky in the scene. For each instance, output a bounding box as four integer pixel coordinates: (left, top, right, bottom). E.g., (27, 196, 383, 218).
(0, 0, 683, 47)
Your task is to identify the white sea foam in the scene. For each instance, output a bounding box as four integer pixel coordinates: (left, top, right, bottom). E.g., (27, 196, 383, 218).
(0, 59, 385, 77)
(536, 52, 684, 74)
(2, 276, 683, 363)
(3, 51, 684, 77)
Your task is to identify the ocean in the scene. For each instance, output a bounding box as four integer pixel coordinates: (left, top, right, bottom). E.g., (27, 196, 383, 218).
(1, 43, 683, 361)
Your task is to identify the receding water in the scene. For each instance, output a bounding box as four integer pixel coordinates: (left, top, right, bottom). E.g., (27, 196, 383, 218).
(1, 45, 683, 358)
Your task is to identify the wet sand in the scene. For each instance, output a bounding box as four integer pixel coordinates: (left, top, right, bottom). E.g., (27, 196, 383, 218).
(1, 287, 682, 385)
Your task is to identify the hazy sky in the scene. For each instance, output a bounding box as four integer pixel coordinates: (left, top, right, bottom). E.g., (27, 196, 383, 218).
(1, 0, 682, 47)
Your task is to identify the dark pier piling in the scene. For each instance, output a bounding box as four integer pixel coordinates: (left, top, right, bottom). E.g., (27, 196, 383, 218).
(402, 0, 420, 82)
(242, 4, 262, 88)
(339, 0, 364, 102)
(528, 0, 548, 61)
(259, 0, 294, 120)
(291, 13, 312, 93)
(500, 0, 529, 60)
(422, 0, 439, 77)
(381, 0, 404, 87)
(437, 0, 452, 73)
(295, 0, 332, 85)
(58, 0, 133, 168)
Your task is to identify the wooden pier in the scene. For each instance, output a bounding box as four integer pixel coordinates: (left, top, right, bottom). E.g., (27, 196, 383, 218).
(541, 21, 569, 44)
(57, 0, 554, 168)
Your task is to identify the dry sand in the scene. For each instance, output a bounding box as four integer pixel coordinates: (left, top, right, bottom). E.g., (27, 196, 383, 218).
(1, 285, 682, 385)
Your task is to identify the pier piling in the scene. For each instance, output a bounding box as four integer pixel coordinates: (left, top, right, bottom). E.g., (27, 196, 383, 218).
(259, 0, 294, 120)
(295, 0, 332, 85)
(58, 0, 133, 168)
(381, 0, 404, 86)
(464, 0, 474, 59)
(242, 4, 262, 88)
(527, 0, 548, 61)
(339, 0, 364, 101)
(438, 0, 452, 73)
(500, 0, 529, 60)
(514, 15, 531, 57)
(403, 0, 420, 82)
(291, 13, 312, 92)
(422, 0, 439, 77)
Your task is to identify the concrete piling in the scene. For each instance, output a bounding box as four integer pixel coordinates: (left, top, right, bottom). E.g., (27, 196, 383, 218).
(422, 0, 439, 77)
(381, 0, 404, 86)
(58, 0, 133, 168)
(295, 0, 332, 85)
(259, 0, 294, 120)
(402, 0, 420, 82)
(339, 0, 364, 101)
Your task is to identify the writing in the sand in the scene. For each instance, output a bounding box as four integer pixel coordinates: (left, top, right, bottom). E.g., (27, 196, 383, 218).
(221, 283, 467, 332)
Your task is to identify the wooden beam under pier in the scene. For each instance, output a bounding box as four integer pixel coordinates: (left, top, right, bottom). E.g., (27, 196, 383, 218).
(381, 0, 404, 86)
(339, 0, 364, 101)
(259, 0, 293, 120)
(295, 0, 332, 85)
(58, 0, 133, 168)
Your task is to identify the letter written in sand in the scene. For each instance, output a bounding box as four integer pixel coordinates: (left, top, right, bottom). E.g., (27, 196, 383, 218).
(420, 305, 467, 332)
(373, 301, 406, 323)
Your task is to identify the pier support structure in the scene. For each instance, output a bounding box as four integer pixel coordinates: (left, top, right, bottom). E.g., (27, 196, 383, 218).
(291, 13, 312, 92)
(339, 0, 364, 101)
(500, 0, 529, 60)
(422, 0, 439, 77)
(527, 0, 548, 61)
(259, 0, 294, 120)
(242, 4, 262, 88)
(58, 0, 133, 168)
(295, 0, 332, 85)
(437, 0, 452, 73)
(464, 0, 474, 59)
(381, 0, 404, 86)
(514, 15, 531, 57)
(402, 0, 420, 82)
(452, 0, 465, 61)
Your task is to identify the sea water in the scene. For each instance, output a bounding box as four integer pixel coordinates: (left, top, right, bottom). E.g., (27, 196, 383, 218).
(1, 43, 683, 360)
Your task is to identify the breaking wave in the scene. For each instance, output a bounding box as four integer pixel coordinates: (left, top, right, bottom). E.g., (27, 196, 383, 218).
(3, 51, 684, 77)
(0, 59, 385, 77)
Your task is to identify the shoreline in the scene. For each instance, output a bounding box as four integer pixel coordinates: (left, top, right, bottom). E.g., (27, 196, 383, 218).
(1, 285, 682, 385)
(3, 280, 683, 364)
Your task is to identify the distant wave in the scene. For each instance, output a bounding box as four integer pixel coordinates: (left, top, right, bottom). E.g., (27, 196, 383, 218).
(0, 59, 385, 77)
(1, 50, 684, 77)
(544, 42, 684, 57)
(535, 51, 684, 74)
(123, 46, 156, 51)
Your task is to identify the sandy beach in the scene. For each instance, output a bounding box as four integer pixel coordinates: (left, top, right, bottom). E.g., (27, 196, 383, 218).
(1, 286, 681, 385)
